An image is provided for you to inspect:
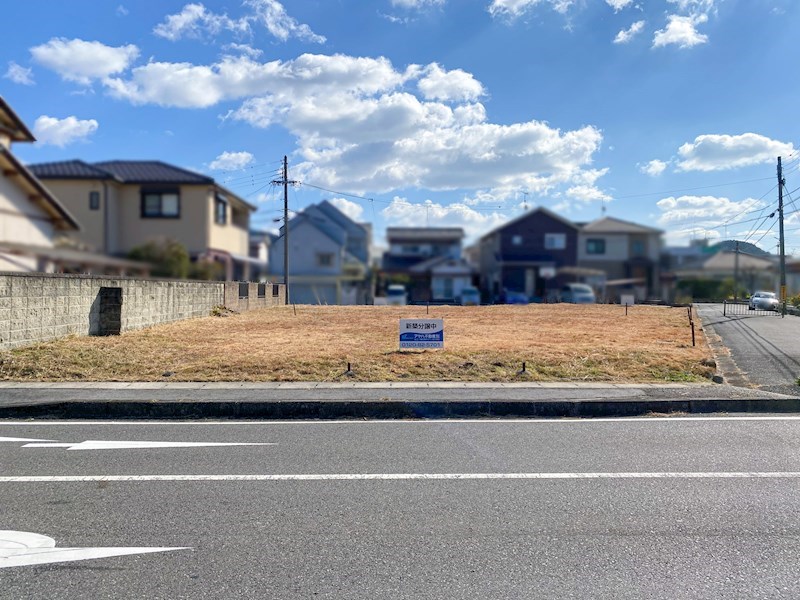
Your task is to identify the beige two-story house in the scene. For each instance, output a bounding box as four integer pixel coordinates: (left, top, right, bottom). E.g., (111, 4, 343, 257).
(29, 159, 257, 280)
(577, 216, 663, 301)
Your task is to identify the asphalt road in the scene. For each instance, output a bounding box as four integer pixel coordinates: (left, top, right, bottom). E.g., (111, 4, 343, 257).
(4, 417, 800, 599)
(697, 303, 800, 395)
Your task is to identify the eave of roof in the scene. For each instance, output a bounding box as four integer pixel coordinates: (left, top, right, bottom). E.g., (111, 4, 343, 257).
(0, 148, 80, 231)
(216, 183, 257, 212)
(580, 216, 663, 235)
(0, 96, 35, 143)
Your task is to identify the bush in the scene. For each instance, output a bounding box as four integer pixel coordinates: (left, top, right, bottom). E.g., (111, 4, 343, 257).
(128, 238, 190, 279)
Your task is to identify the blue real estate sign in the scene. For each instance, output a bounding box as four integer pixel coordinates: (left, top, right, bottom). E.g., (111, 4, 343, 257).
(399, 319, 444, 349)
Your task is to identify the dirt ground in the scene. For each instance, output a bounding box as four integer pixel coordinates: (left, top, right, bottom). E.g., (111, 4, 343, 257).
(0, 304, 713, 382)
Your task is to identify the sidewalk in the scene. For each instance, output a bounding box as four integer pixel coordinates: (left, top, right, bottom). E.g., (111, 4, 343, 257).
(0, 381, 797, 420)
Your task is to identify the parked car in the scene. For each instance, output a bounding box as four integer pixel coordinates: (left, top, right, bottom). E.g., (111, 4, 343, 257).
(386, 284, 408, 306)
(501, 289, 529, 304)
(748, 291, 779, 311)
(459, 286, 480, 306)
(560, 283, 596, 304)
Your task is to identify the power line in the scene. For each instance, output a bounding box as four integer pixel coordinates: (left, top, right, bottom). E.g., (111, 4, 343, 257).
(611, 176, 774, 201)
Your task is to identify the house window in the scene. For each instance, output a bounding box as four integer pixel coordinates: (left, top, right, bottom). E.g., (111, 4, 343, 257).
(544, 233, 566, 250)
(141, 190, 180, 218)
(512, 235, 523, 246)
(317, 252, 334, 267)
(89, 191, 100, 211)
(586, 239, 606, 255)
(214, 196, 227, 225)
(631, 240, 646, 257)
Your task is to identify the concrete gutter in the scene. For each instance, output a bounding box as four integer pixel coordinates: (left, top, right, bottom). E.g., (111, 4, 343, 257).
(0, 382, 797, 420)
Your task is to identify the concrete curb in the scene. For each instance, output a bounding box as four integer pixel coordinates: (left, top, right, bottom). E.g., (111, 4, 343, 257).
(3, 398, 800, 420)
(696, 309, 751, 388)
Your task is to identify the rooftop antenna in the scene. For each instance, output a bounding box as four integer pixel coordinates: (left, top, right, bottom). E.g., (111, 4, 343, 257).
(601, 198, 607, 216)
(522, 191, 529, 211)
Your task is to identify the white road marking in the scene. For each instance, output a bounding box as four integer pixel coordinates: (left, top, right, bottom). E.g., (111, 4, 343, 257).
(4, 416, 800, 426)
(0, 530, 187, 569)
(21, 440, 277, 450)
(2, 472, 800, 482)
(0, 437, 56, 442)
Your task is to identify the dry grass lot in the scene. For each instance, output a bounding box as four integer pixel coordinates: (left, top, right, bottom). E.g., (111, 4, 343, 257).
(0, 305, 713, 382)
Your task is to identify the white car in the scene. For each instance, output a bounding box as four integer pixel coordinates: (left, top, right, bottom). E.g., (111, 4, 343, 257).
(748, 291, 779, 311)
(386, 284, 408, 306)
(560, 283, 596, 304)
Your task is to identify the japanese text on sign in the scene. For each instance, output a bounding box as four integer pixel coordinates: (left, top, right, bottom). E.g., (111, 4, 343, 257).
(399, 319, 444, 349)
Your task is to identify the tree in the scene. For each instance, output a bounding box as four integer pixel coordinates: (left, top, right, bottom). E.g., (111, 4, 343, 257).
(128, 238, 190, 279)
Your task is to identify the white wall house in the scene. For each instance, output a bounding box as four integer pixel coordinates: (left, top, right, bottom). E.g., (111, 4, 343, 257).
(0, 97, 80, 272)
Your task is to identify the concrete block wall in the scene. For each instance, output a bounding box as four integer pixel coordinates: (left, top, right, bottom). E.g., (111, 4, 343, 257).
(223, 281, 285, 312)
(0, 273, 286, 351)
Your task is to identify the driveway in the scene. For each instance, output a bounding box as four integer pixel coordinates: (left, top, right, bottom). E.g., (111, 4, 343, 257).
(696, 303, 800, 396)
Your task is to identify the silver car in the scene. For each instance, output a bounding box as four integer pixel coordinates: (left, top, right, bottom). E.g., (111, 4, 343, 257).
(748, 291, 779, 311)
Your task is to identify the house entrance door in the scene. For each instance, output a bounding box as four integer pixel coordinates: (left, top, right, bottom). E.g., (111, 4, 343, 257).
(525, 269, 535, 297)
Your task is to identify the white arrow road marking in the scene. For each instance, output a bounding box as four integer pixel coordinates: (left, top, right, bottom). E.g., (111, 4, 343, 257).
(0, 531, 187, 569)
(21, 441, 277, 451)
(0, 437, 56, 443)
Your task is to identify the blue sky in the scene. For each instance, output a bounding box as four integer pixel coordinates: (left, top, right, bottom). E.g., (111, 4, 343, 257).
(3, 0, 800, 251)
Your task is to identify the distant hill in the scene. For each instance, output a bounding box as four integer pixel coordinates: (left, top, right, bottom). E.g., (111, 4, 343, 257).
(709, 240, 771, 257)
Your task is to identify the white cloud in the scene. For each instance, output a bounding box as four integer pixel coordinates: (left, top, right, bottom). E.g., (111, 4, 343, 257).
(566, 185, 611, 202)
(4, 61, 34, 85)
(116, 5, 129, 16)
(30, 38, 139, 85)
(656, 195, 767, 236)
(328, 197, 364, 221)
(676, 133, 794, 172)
(653, 13, 708, 48)
(640, 159, 668, 176)
(105, 54, 408, 108)
(614, 20, 645, 44)
(606, 0, 633, 10)
(417, 63, 484, 102)
(382, 197, 508, 239)
(222, 43, 263, 58)
(488, 0, 575, 19)
(33, 115, 99, 147)
(657, 194, 771, 245)
(667, 0, 717, 12)
(391, 0, 446, 7)
(209, 150, 255, 170)
(153, 3, 249, 41)
(153, 1, 325, 44)
(246, 0, 326, 43)
(104, 52, 604, 198)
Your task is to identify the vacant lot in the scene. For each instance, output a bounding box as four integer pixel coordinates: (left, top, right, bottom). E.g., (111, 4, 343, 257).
(0, 305, 712, 382)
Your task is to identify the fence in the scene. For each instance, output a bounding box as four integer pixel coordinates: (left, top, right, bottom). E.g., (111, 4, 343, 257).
(0, 273, 285, 350)
(722, 299, 782, 317)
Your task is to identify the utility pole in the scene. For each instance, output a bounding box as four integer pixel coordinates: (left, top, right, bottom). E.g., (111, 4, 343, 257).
(733, 240, 740, 302)
(272, 156, 298, 306)
(779, 156, 786, 317)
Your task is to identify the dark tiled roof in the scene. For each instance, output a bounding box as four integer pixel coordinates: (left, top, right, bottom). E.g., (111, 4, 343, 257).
(28, 160, 113, 180)
(93, 161, 213, 184)
(28, 159, 214, 184)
